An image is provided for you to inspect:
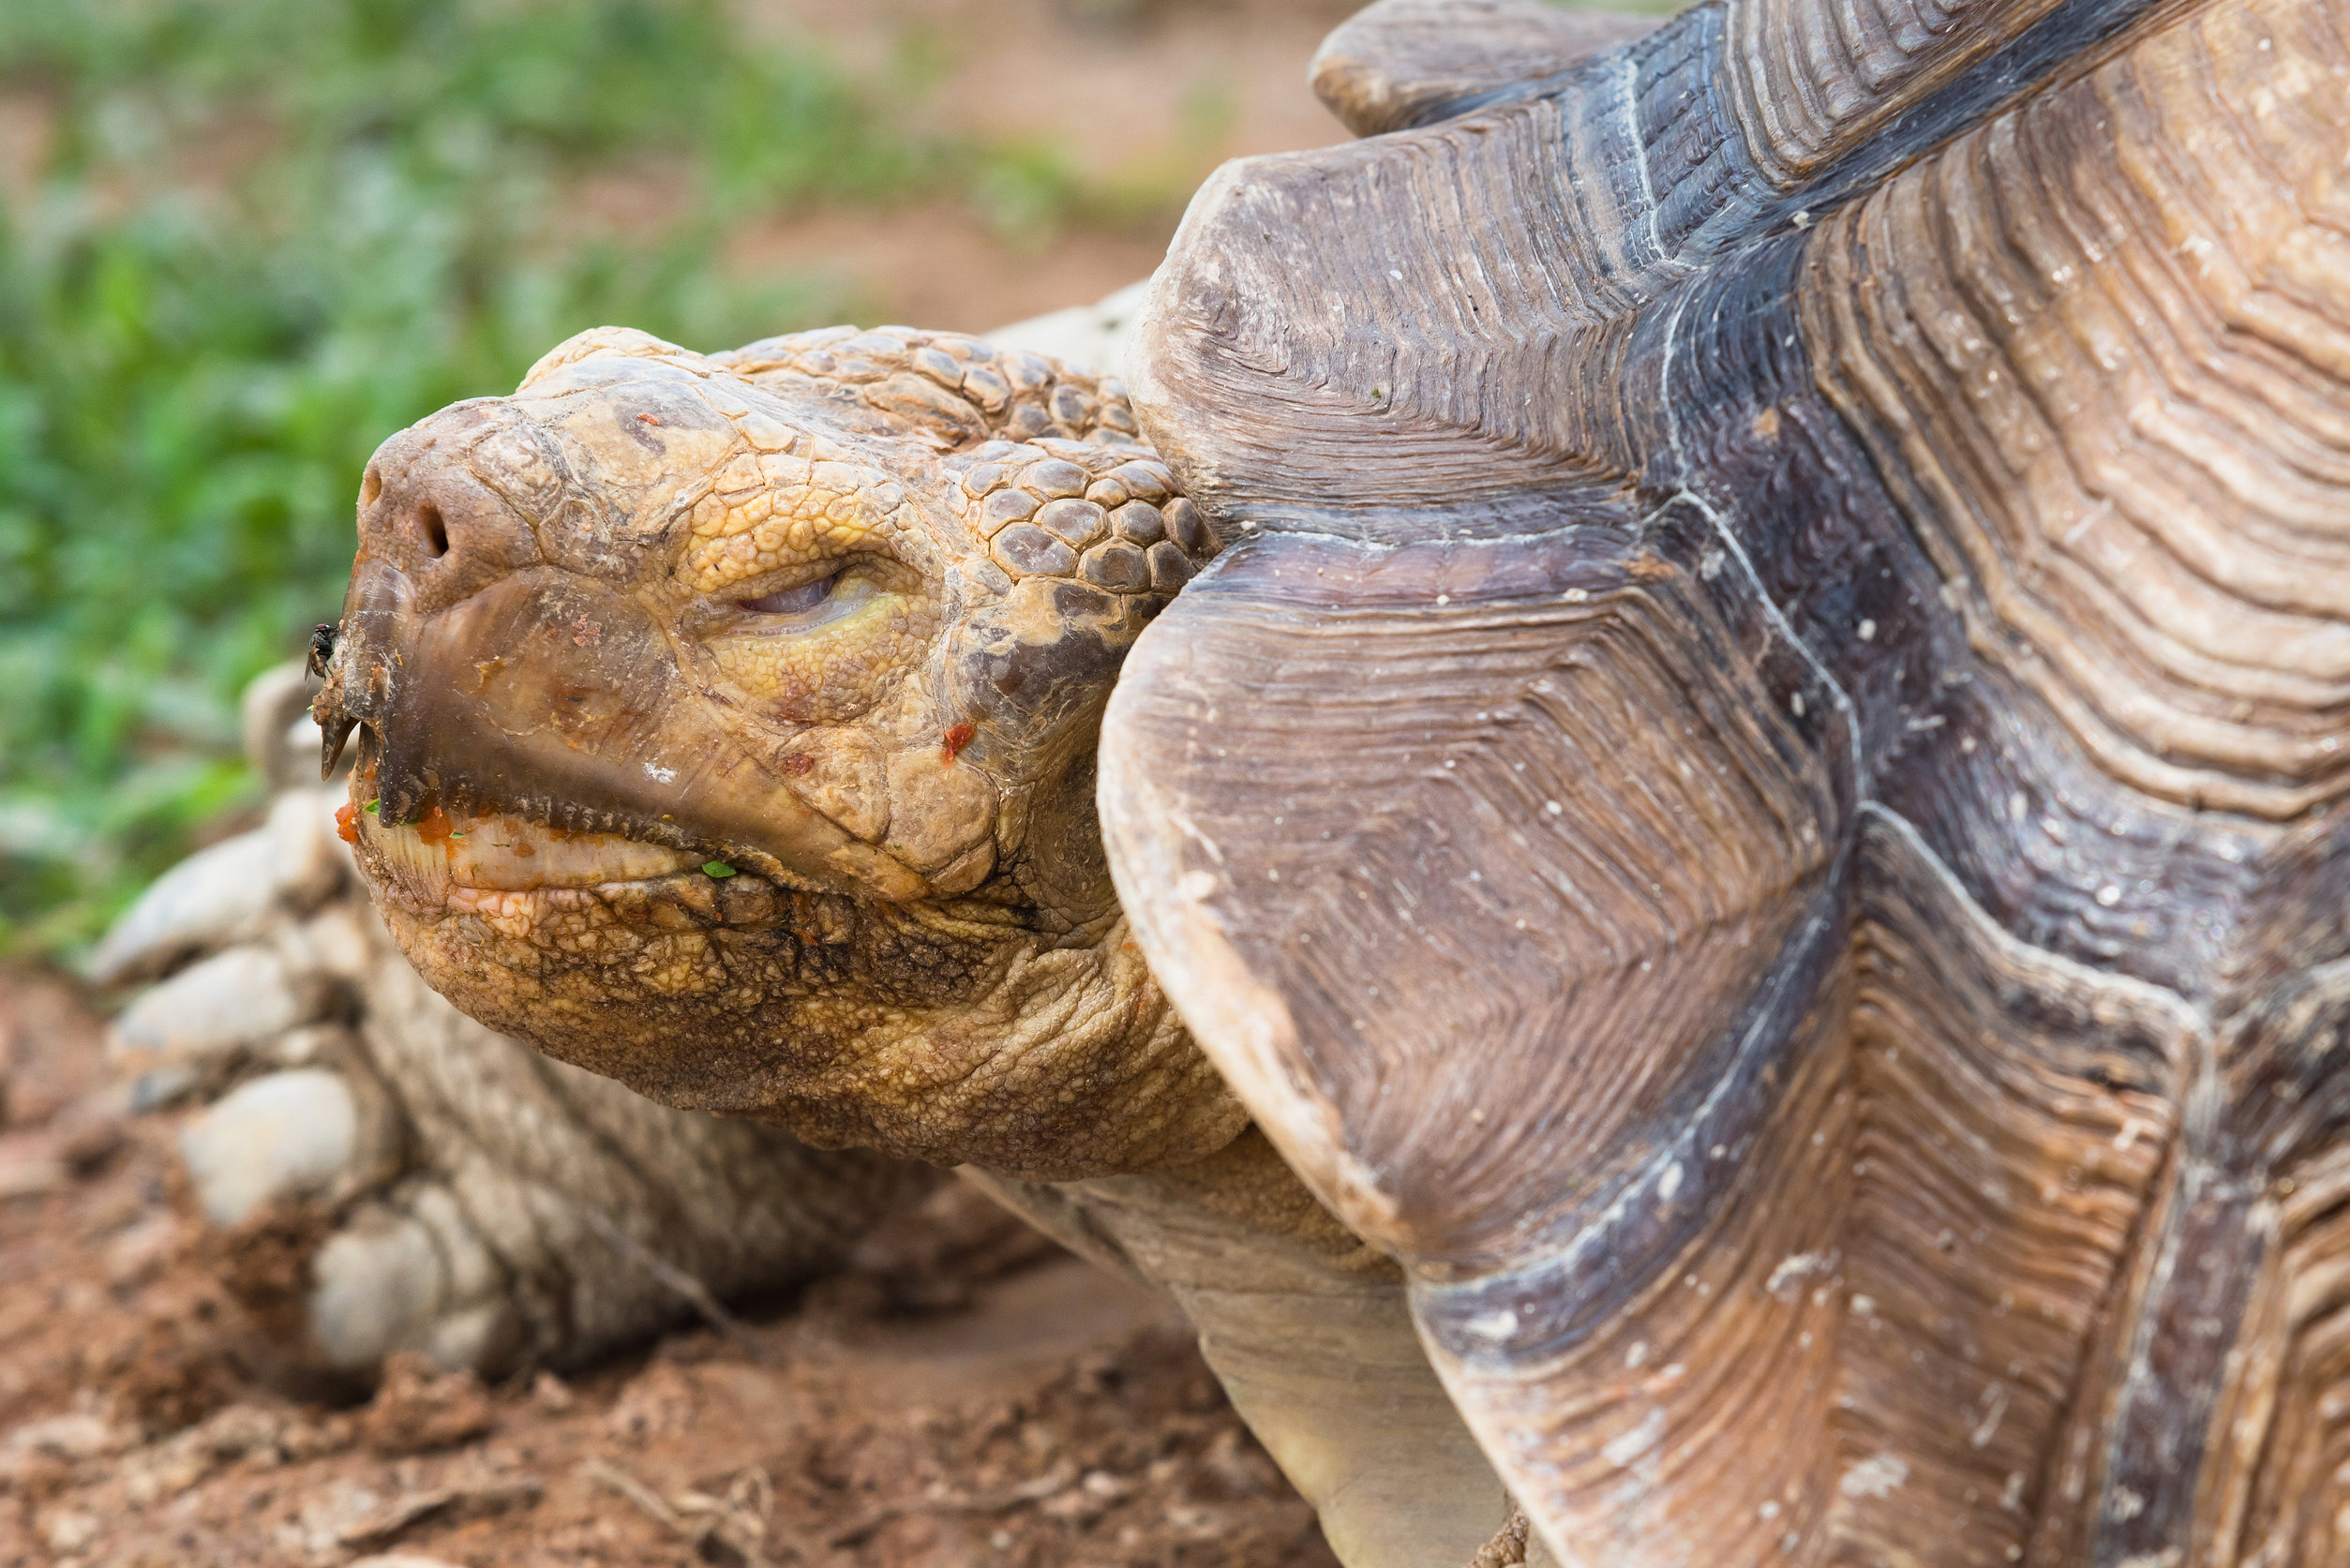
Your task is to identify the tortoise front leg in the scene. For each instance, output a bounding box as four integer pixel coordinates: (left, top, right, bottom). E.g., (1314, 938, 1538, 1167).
(970, 1133, 1535, 1568)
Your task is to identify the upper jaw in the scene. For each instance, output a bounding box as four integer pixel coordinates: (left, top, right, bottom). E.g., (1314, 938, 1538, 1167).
(323, 559, 942, 903)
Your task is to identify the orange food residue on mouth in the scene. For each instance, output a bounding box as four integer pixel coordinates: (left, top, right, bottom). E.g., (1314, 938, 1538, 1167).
(942, 723, 976, 763)
(334, 802, 359, 845)
(415, 802, 457, 847)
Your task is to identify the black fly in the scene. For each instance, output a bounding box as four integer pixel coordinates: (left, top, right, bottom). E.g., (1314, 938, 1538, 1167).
(307, 621, 339, 679)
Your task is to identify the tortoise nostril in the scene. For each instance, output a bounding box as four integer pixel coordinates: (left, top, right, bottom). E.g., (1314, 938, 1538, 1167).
(358, 466, 382, 508)
(417, 502, 449, 560)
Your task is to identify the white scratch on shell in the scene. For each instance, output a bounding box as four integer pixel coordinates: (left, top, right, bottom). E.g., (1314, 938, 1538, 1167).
(1838, 1453, 1909, 1500)
(1602, 1407, 1668, 1469)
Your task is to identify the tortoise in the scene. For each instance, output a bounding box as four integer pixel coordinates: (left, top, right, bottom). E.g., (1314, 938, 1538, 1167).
(117, 0, 2350, 1560)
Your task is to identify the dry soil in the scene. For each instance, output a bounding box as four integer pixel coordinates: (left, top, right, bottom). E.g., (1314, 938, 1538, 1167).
(0, 967, 1340, 1568)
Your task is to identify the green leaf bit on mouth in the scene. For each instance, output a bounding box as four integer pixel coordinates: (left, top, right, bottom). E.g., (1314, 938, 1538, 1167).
(702, 860, 738, 878)
(364, 800, 380, 814)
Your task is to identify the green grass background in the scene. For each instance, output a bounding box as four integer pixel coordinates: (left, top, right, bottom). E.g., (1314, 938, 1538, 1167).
(0, 0, 1677, 961)
(0, 0, 1140, 956)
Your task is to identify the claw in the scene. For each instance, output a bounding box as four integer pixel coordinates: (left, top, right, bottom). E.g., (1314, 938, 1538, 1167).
(319, 711, 356, 780)
(178, 1068, 358, 1227)
(309, 621, 357, 779)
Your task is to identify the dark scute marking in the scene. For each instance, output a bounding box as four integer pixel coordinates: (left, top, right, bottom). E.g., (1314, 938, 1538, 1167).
(1081, 541, 1150, 592)
(1755, 0, 2181, 226)
(1046, 580, 1119, 625)
(1630, 6, 1763, 260)
(1037, 499, 1108, 547)
(1417, 869, 1852, 1366)
(1145, 542, 1194, 595)
(994, 525, 1075, 578)
(1111, 500, 1166, 545)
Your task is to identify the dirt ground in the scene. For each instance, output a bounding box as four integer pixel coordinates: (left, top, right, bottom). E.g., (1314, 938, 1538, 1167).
(0, 968, 1340, 1568)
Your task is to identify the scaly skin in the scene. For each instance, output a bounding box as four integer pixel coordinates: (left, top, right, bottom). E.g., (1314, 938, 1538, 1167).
(321, 323, 1243, 1181)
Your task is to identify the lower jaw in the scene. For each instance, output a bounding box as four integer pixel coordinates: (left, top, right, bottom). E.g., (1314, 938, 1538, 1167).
(344, 781, 952, 906)
(425, 866, 820, 949)
(360, 833, 858, 965)
(352, 797, 705, 897)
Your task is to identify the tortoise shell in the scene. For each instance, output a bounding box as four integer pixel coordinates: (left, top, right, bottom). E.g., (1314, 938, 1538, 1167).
(1099, 0, 2350, 1562)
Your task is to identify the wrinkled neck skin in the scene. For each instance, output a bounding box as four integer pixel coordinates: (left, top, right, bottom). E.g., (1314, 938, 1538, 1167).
(354, 737, 1247, 1182)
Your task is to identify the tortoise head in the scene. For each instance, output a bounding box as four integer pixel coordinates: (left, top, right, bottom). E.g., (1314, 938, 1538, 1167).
(317, 323, 1237, 1176)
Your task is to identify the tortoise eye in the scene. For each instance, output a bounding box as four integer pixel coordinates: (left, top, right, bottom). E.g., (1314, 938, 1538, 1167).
(736, 574, 837, 615)
(700, 556, 933, 723)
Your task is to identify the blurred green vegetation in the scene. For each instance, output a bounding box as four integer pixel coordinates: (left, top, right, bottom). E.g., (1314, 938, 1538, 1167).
(0, 0, 1141, 957)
